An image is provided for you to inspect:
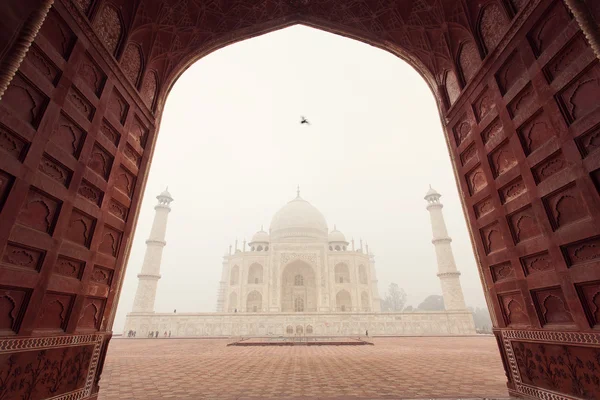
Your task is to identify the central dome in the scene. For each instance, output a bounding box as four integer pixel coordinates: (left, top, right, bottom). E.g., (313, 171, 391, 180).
(270, 195, 328, 240)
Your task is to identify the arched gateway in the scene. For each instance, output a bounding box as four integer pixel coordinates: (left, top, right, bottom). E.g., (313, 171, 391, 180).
(0, 1, 599, 399)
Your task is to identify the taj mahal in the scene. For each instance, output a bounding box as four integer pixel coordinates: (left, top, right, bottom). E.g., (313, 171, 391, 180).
(124, 187, 476, 337)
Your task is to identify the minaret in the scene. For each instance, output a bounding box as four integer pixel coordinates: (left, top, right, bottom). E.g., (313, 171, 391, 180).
(131, 188, 174, 313)
(424, 186, 467, 310)
(368, 251, 382, 312)
(216, 255, 229, 312)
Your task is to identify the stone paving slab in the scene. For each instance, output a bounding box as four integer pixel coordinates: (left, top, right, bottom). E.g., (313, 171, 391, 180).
(98, 336, 508, 400)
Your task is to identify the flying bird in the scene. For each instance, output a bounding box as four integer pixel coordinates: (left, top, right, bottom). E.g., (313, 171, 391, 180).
(300, 116, 310, 125)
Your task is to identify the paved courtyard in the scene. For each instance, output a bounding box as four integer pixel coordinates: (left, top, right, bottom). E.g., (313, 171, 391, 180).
(98, 336, 508, 399)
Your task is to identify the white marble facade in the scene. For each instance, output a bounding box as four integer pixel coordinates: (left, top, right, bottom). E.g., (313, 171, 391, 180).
(125, 188, 476, 336)
(216, 190, 382, 314)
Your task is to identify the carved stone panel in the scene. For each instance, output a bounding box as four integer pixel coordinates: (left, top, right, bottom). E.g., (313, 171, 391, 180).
(508, 84, 536, 120)
(108, 88, 129, 125)
(499, 176, 527, 204)
(77, 180, 103, 207)
(90, 265, 113, 286)
(114, 166, 135, 197)
(466, 164, 487, 195)
(0, 286, 30, 334)
(453, 115, 471, 146)
(532, 287, 574, 326)
(24, 44, 61, 86)
(513, 340, 600, 398)
(39, 153, 72, 187)
(39, 8, 75, 59)
(576, 281, 600, 328)
(481, 118, 503, 146)
(67, 86, 95, 122)
(491, 262, 516, 283)
(0, 124, 28, 161)
(575, 124, 600, 158)
(36, 292, 74, 331)
(0, 170, 14, 212)
(532, 151, 567, 184)
(473, 88, 494, 122)
(527, 0, 572, 56)
(474, 196, 494, 219)
(1, 242, 45, 272)
(2, 73, 48, 128)
(51, 113, 86, 158)
(489, 140, 517, 178)
(0, 342, 95, 398)
(544, 32, 589, 82)
(495, 51, 525, 95)
(480, 222, 505, 255)
(87, 143, 113, 180)
(55, 256, 85, 280)
(16, 188, 61, 235)
(508, 206, 542, 244)
(499, 292, 530, 326)
(520, 251, 553, 276)
(65, 209, 96, 248)
(561, 236, 600, 268)
(78, 53, 106, 96)
(543, 183, 588, 230)
(77, 297, 105, 331)
(98, 225, 121, 257)
(557, 63, 600, 125)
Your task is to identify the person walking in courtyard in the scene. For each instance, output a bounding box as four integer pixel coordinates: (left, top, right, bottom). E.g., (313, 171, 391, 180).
(155, 330, 159, 338)
(366, 329, 369, 337)
(168, 331, 171, 337)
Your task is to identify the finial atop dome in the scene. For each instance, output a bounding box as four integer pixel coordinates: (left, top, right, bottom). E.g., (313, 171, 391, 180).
(157, 186, 174, 205)
(424, 185, 441, 199)
(296, 185, 300, 198)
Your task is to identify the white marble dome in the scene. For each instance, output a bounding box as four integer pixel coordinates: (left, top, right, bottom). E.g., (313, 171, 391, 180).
(328, 228, 347, 243)
(270, 196, 328, 240)
(251, 228, 269, 243)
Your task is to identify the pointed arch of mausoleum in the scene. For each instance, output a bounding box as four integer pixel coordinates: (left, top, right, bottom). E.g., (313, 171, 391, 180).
(358, 264, 368, 284)
(281, 260, 317, 312)
(248, 263, 264, 284)
(361, 291, 370, 312)
(230, 265, 240, 285)
(246, 290, 262, 312)
(334, 263, 351, 284)
(336, 290, 352, 312)
(228, 291, 238, 313)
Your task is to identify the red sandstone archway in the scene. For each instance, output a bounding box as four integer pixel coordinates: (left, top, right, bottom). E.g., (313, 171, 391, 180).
(0, 1, 600, 399)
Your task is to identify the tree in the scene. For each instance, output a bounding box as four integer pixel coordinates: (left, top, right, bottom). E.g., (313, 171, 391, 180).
(381, 283, 407, 311)
(403, 305, 413, 312)
(418, 295, 445, 311)
(469, 307, 493, 333)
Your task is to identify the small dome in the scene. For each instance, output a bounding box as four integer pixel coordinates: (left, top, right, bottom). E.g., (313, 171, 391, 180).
(270, 195, 328, 240)
(328, 227, 347, 243)
(424, 185, 440, 199)
(158, 187, 173, 200)
(251, 228, 269, 243)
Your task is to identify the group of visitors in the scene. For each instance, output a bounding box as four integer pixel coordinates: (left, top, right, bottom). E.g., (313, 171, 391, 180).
(146, 331, 172, 338)
(126, 330, 173, 338)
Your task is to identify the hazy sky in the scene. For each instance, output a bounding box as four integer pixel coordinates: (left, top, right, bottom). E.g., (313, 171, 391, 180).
(113, 26, 488, 332)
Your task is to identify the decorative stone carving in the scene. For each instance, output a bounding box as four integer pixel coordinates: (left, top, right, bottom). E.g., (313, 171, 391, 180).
(121, 43, 143, 85)
(94, 5, 122, 56)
